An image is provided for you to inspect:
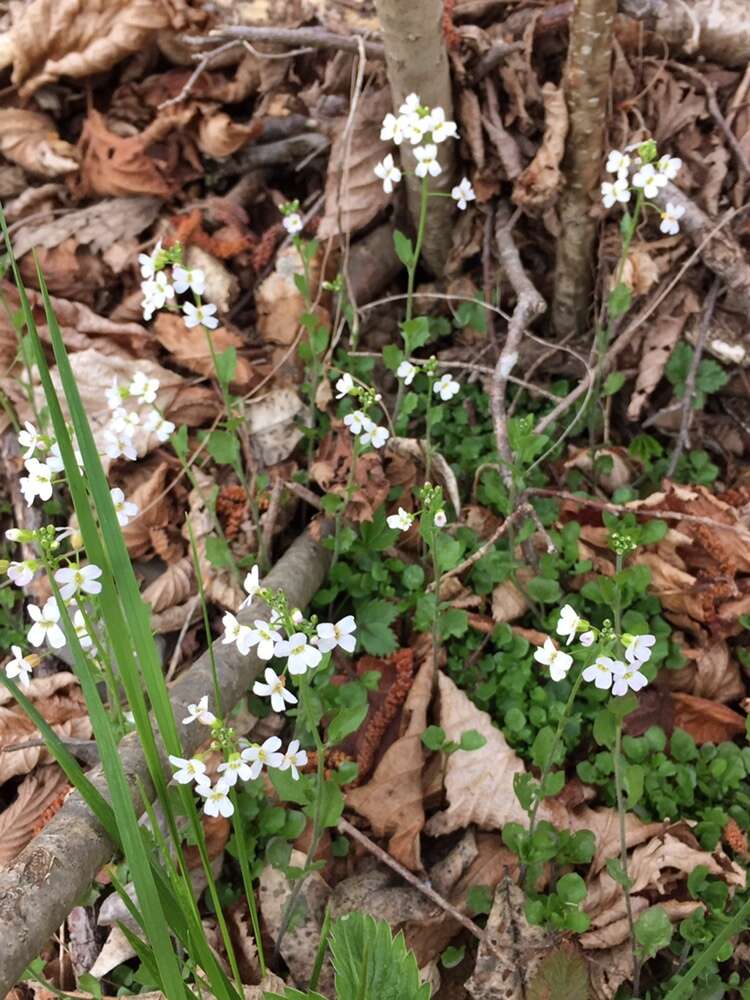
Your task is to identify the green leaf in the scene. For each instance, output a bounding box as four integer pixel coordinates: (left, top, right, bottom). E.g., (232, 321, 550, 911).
(525, 576, 562, 604)
(421, 725, 447, 751)
(205, 535, 233, 569)
(625, 763, 644, 807)
(696, 358, 728, 396)
(400, 316, 431, 354)
(467, 885, 493, 916)
(327, 703, 368, 747)
(440, 945, 465, 969)
(556, 872, 586, 905)
(459, 729, 487, 752)
(357, 598, 399, 655)
(439, 607, 469, 640)
(393, 230, 415, 268)
(634, 905, 673, 960)
(330, 913, 431, 1000)
(402, 564, 425, 590)
(215, 346, 237, 385)
(606, 858, 633, 890)
(608, 282, 632, 319)
(382, 344, 404, 372)
(603, 371, 625, 396)
(205, 428, 240, 466)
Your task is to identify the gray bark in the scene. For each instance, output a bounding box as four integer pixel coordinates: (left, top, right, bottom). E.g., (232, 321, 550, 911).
(0, 525, 332, 995)
(619, 0, 750, 67)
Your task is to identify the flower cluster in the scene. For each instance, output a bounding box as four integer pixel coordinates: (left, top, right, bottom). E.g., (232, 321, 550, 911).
(601, 140, 684, 235)
(335, 372, 390, 449)
(139, 241, 219, 330)
(396, 357, 460, 401)
(387, 481, 448, 532)
(280, 200, 304, 236)
(102, 371, 174, 461)
(533, 603, 654, 697)
(374, 94, 476, 211)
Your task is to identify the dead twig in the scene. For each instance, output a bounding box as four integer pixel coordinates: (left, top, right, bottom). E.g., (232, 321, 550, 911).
(665, 278, 721, 478)
(184, 26, 385, 61)
(431, 504, 531, 589)
(473, 40, 525, 81)
(482, 79, 523, 179)
(158, 40, 242, 109)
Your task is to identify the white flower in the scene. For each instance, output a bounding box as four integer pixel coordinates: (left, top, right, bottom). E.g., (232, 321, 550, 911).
(169, 754, 210, 786)
(279, 739, 308, 780)
(72, 609, 92, 650)
(141, 271, 174, 317)
(343, 410, 369, 436)
(8, 560, 37, 587)
(605, 150, 631, 175)
(414, 143, 441, 178)
(659, 202, 685, 236)
(222, 611, 256, 655)
(106, 378, 125, 410)
(374, 153, 402, 194)
(283, 212, 304, 235)
(142, 409, 174, 443)
(110, 487, 139, 527)
(246, 620, 282, 661)
(533, 637, 573, 682)
(103, 428, 138, 461)
(274, 632, 323, 676)
(582, 655, 622, 691)
(198, 780, 235, 818)
(5, 529, 24, 542)
(611, 660, 649, 697)
(335, 373, 355, 399)
(434, 373, 460, 401)
(624, 633, 656, 666)
(183, 301, 219, 330)
(182, 695, 216, 726)
(360, 422, 389, 449)
(5, 645, 33, 688)
(580, 630, 596, 647)
(17, 422, 41, 459)
(55, 563, 103, 602)
(27, 598, 66, 650)
(253, 667, 298, 713)
(380, 112, 408, 145)
(138, 241, 162, 280)
(451, 177, 475, 210)
(399, 93, 422, 117)
(316, 615, 357, 654)
(601, 177, 631, 208)
(241, 736, 284, 780)
(387, 507, 414, 532)
(239, 565, 261, 610)
(20, 458, 53, 506)
(434, 510, 447, 528)
(172, 265, 206, 297)
(656, 155, 682, 180)
(556, 605, 581, 646)
(428, 107, 458, 143)
(129, 372, 160, 404)
(396, 360, 417, 385)
(632, 164, 667, 199)
(217, 754, 254, 786)
(111, 407, 141, 439)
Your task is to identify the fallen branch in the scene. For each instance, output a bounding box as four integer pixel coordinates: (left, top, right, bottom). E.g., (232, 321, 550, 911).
(183, 26, 385, 60)
(0, 524, 332, 995)
(619, 0, 750, 67)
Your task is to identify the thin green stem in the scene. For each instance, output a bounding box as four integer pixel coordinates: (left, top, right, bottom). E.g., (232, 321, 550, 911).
(430, 529, 441, 668)
(394, 177, 430, 427)
(229, 786, 267, 978)
(613, 715, 640, 993)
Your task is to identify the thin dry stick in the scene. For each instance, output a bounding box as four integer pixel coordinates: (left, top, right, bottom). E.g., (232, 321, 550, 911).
(158, 40, 242, 109)
(260, 478, 285, 569)
(430, 504, 531, 589)
(665, 278, 721, 478)
(185, 26, 384, 59)
(166, 595, 201, 680)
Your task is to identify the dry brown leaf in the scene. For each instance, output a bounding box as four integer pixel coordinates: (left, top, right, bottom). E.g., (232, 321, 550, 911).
(119, 461, 172, 558)
(568, 806, 665, 876)
(672, 691, 746, 744)
(197, 112, 263, 158)
(583, 900, 700, 951)
(318, 88, 392, 239)
(1, 0, 186, 97)
(621, 248, 660, 296)
(630, 551, 706, 623)
(255, 243, 326, 349)
(0, 671, 79, 707)
(424, 673, 566, 837)
(347, 651, 435, 871)
(87, 926, 138, 979)
(246, 387, 305, 467)
(141, 557, 194, 613)
(0, 109, 79, 178)
(185, 246, 239, 314)
(331, 869, 439, 927)
(564, 446, 633, 493)
(662, 639, 745, 703)
(184, 470, 245, 611)
(491, 569, 532, 624)
(153, 313, 254, 390)
(512, 83, 568, 212)
(0, 765, 69, 865)
(457, 89, 485, 172)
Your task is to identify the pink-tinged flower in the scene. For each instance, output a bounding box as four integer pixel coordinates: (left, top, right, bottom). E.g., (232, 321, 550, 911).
(182, 695, 216, 726)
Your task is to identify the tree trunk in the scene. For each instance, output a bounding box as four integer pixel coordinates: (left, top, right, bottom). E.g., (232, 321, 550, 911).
(619, 0, 750, 67)
(552, 0, 616, 337)
(374, 0, 455, 275)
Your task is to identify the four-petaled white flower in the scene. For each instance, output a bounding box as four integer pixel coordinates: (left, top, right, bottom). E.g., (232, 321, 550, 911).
(129, 372, 160, 404)
(138, 241, 162, 280)
(414, 144, 441, 178)
(434, 373, 460, 401)
(451, 177, 475, 210)
(605, 150, 631, 175)
(142, 410, 174, 443)
(399, 93, 422, 117)
(217, 754, 254, 786)
(380, 113, 407, 145)
(182, 695, 217, 726)
(110, 487, 139, 527)
(55, 563, 103, 602)
(624, 633, 656, 666)
(106, 378, 126, 410)
(198, 780, 235, 818)
(253, 667, 298, 713)
(580, 630, 596, 647)
(18, 422, 40, 459)
(556, 604, 581, 645)
(434, 509, 447, 528)
(142, 271, 174, 319)
(659, 202, 685, 236)
(360, 422, 389, 449)
(111, 408, 141, 439)
(316, 615, 357, 654)
(387, 507, 414, 532)
(183, 301, 219, 330)
(222, 611, 255, 655)
(283, 212, 304, 235)
(396, 361, 417, 385)
(374, 153, 402, 194)
(582, 655, 621, 690)
(656, 155, 682, 180)
(275, 632, 323, 676)
(280, 739, 308, 780)
(601, 177, 631, 209)
(428, 107, 458, 144)
(27, 598, 66, 650)
(169, 754, 210, 786)
(533, 637, 573, 682)
(241, 736, 284, 780)
(335, 373, 355, 398)
(632, 163, 667, 199)
(611, 660, 649, 697)
(104, 428, 138, 461)
(239, 565, 261, 610)
(343, 410, 369, 436)
(246, 620, 282, 661)
(21, 458, 53, 506)
(8, 560, 37, 587)
(172, 265, 206, 297)
(6, 645, 33, 688)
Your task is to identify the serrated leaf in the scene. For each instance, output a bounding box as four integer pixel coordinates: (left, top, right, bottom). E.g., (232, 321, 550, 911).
(330, 913, 431, 1000)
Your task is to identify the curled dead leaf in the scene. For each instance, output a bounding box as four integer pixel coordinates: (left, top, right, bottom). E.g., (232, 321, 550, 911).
(564, 446, 634, 493)
(141, 557, 194, 613)
(0, 765, 70, 866)
(672, 691, 746, 744)
(512, 83, 568, 212)
(153, 313, 254, 390)
(0, 109, 79, 178)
